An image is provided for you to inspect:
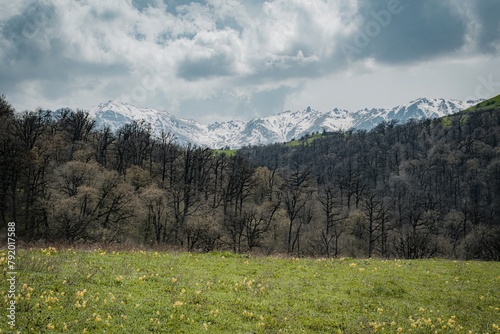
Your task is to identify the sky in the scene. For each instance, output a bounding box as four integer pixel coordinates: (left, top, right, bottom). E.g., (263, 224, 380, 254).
(1, 0, 500, 123)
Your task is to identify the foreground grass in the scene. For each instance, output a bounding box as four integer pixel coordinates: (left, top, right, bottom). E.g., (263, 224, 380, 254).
(1, 248, 499, 333)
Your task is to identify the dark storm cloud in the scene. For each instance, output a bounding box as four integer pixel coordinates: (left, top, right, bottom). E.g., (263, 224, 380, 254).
(341, 0, 468, 63)
(473, 0, 500, 53)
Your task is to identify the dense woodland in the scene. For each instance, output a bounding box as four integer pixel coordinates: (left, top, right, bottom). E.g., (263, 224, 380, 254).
(1, 94, 499, 260)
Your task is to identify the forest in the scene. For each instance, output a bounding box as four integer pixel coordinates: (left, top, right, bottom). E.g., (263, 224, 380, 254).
(1, 94, 499, 260)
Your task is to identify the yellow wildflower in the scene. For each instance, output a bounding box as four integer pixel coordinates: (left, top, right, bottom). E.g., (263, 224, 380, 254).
(173, 300, 184, 307)
(76, 289, 87, 298)
(242, 310, 254, 318)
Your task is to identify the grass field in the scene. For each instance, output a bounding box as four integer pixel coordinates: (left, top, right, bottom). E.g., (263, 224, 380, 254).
(1, 248, 499, 333)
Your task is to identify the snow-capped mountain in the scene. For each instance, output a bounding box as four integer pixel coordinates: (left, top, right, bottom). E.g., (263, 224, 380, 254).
(87, 98, 480, 149)
(88, 101, 214, 147)
(350, 98, 477, 130)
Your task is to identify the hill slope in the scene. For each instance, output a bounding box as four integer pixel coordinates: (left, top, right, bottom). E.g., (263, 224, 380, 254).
(464, 94, 500, 112)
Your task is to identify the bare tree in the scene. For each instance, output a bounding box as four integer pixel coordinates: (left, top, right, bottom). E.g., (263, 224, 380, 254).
(315, 184, 345, 257)
(280, 165, 315, 255)
(361, 191, 392, 258)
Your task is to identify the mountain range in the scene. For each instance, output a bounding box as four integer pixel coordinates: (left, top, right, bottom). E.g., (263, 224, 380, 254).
(87, 98, 480, 149)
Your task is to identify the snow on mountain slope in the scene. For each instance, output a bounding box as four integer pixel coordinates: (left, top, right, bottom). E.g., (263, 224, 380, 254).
(351, 98, 478, 130)
(88, 101, 212, 147)
(87, 98, 480, 149)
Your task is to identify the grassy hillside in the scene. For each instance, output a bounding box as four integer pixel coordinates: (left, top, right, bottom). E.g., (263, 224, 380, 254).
(441, 94, 500, 127)
(465, 94, 500, 112)
(213, 148, 238, 157)
(286, 133, 326, 147)
(2, 248, 499, 333)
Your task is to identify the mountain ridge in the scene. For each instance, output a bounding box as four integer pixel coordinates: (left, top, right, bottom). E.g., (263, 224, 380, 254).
(86, 98, 481, 149)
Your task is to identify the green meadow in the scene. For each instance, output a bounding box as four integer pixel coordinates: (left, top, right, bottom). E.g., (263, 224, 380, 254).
(1, 248, 499, 333)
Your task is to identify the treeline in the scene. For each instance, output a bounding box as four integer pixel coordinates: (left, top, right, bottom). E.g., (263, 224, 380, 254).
(1, 94, 499, 259)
